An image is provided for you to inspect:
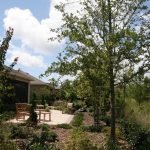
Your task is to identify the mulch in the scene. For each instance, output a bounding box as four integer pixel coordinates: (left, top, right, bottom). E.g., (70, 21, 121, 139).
(50, 112, 106, 148)
(83, 112, 94, 126)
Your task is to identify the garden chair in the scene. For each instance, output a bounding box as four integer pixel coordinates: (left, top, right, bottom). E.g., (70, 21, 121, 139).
(16, 103, 30, 120)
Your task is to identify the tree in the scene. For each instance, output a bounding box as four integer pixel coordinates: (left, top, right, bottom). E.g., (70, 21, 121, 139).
(128, 76, 150, 104)
(0, 27, 18, 110)
(44, 0, 150, 145)
(73, 72, 109, 126)
(57, 79, 77, 101)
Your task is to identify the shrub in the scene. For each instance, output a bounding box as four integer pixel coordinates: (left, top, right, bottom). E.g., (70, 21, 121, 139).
(27, 99, 38, 126)
(120, 119, 150, 150)
(0, 141, 17, 150)
(0, 131, 5, 141)
(40, 124, 58, 143)
(100, 115, 111, 126)
(87, 106, 94, 112)
(72, 112, 84, 127)
(82, 125, 102, 132)
(10, 125, 25, 139)
(0, 123, 14, 141)
(41, 124, 49, 131)
(29, 143, 60, 150)
(57, 123, 72, 129)
(27, 127, 58, 150)
(107, 139, 122, 150)
(101, 126, 111, 137)
(0, 111, 15, 122)
(10, 125, 31, 139)
(73, 101, 85, 110)
(65, 128, 98, 150)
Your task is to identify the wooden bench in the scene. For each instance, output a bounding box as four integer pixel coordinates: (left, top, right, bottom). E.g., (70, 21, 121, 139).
(41, 111, 51, 122)
(36, 105, 44, 109)
(16, 103, 30, 120)
(16, 103, 51, 122)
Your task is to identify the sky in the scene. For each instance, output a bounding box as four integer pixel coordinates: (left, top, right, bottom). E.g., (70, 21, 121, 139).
(0, 0, 81, 82)
(1, 0, 149, 83)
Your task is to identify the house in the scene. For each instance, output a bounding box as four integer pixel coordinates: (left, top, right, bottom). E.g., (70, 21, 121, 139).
(9, 69, 48, 104)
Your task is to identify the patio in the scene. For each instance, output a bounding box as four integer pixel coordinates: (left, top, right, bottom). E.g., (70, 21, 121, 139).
(8, 110, 74, 125)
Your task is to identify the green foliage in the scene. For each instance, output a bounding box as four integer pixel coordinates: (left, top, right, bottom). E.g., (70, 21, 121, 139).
(10, 125, 33, 139)
(41, 98, 46, 108)
(72, 112, 84, 127)
(31, 87, 54, 105)
(73, 100, 86, 110)
(100, 115, 111, 126)
(0, 141, 17, 150)
(120, 119, 150, 150)
(107, 139, 121, 150)
(38, 123, 49, 130)
(0, 111, 15, 122)
(10, 125, 21, 139)
(27, 98, 38, 126)
(57, 123, 72, 129)
(44, 0, 150, 145)
(29, 143, 60, 150)
(27, 126, 58, 150)
(58, 80, 77, 101)
(127, 77, 150, 104)
(82, 125, 102, 132)
(115, 88, 126, 118)
(0, 28, 18, 111)
(65, 128, 98, 150)
(101, 126, 111, 138)
(0, 123, 14, 141)
(124, 99, 150, 128)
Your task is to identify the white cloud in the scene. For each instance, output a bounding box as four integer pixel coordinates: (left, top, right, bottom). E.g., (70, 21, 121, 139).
(3, 7, 60, 54)
(47, 0, 83, 28)
(8, 44, 47, 68)
(3, 1, 82, 55)
(3, 0, 83, 75)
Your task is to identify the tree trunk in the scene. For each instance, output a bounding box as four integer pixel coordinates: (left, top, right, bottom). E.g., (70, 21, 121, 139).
(93, 103, 100, 127)
(110, 67, 116, 143)
(108, 0, 116, 144)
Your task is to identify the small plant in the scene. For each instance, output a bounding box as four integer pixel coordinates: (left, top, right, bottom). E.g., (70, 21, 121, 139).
(57, 123, 72, 129)
(120, 119, 150, 150)
(0, 111, 15, 122)
(27, 126, 58, 150)
(100, 115, 111, 126)
(41, 98, 46, 108)
(65, 128, 98, 150)
(0, 131, 5, 141)
(82, 125, 102, 132)
(107, 139, 121, 150)
(41, 123, 49, 131)
(45, 105, 50, 112)
(10, 125, 32, 139)
(101, 126, 111, 137)
(0, 141, 18, 150)
(29, 143, 60, 150)
(72, 112, 84, 127)
(27, 97, 38, 126)
(11, 125, 23, 139)
(41, 125, 58, 143)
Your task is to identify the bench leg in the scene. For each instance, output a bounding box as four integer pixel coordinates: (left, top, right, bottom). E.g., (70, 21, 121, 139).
(49, 113, 51, 121)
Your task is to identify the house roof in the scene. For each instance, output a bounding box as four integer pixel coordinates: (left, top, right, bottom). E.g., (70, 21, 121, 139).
(30, 77, 48, 85)
(7, 66, 47, 85)
(10, 69, 35, 81)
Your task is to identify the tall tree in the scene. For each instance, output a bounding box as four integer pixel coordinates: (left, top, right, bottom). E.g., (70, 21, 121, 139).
(0, 28, 18, 108)
(44, 0, 150, 145)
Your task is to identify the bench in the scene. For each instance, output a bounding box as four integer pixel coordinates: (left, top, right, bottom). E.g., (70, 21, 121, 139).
(16, 103, 30, 120)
